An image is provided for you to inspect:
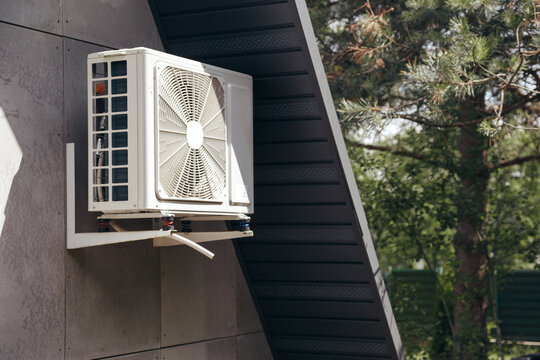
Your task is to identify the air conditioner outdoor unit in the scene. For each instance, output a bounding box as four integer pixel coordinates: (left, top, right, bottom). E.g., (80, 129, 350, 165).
(87, 47, 253, 217)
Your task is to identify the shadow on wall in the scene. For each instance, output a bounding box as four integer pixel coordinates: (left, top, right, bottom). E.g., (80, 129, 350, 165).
(0, 100, 65, 357)
(0, 30, 65, 357)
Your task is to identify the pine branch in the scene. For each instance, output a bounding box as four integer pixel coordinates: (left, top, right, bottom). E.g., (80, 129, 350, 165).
(478, 63, 540, 95)
(526, 69, 540, 89)
(401, 93, 539, 128)
(502, 122, 540, 131)
(488, 153, 540, 172)
(498, 93, 540, 116)
(342, 98, 485, 129)
(354, 142, 445, 167)
(504, 18, 540, 89)
(399, 114, 485, 128)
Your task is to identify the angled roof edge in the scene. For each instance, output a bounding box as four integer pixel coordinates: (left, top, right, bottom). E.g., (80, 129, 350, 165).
(293, 1, 404, 358)
(146, 0, 405, 357)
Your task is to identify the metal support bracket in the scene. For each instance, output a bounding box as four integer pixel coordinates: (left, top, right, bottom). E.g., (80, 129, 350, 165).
(153, 230, 253, 247)
(66, 143, 253, 259)
(66, 143, 173, 249)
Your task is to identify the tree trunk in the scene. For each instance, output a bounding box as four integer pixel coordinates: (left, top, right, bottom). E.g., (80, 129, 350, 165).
(452, 122, 489, 360)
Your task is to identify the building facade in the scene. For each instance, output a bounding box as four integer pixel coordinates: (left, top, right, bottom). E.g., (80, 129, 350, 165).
(0, 1, 271, 359)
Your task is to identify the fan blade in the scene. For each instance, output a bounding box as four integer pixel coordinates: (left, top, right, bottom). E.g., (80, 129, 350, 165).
(197, 79, 214, 123)
(159, 69, 190, 127)
(200, 146, 226, 198)
(199, 78, 224, 128)
(159, 137, 187, 166)
(191, 72, 213, 123)
(159, 97, 187, 132)
(172, 148, 194, 198)
(203, 138, 226, 167)
(160, 144, 190, 197)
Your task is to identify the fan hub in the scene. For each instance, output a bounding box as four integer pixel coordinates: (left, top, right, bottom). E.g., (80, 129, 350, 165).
(186, 121, 204, 149)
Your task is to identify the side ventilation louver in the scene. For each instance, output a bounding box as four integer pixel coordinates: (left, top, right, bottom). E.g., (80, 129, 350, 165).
(90, 60, 129, 203)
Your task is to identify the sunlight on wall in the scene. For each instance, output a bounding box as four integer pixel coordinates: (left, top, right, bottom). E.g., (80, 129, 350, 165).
(0, 107, 23, 234)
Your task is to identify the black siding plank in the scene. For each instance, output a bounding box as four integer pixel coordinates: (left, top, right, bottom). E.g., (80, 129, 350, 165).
(278, 353, 392, 360)
(254, 142, 333, 164)
(254, 283, 374, 301)
(254, 74, 313, 99)
(267, 318, 385, 339)
(203, 51, 307, 76)
(254, 164, 340, 185)
(248, 224, 358, 244)
(260, 299, 379, 320)
(240, 244, 363, 262)
(247, 263, 369, 282)
(167, 28, 301, 59)
(161, 3, 293, 39)
(154, 0, 285, 15)
(254, 184, 345, 204)
(255, 98, 320, 120)
(253, 204, 353, 224)
(255, 119, 326, 143)
(274, 336, 390, 357)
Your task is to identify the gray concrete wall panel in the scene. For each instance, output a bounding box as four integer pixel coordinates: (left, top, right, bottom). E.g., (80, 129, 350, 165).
(161, 240, 237, 346)
(237, 332, 273, 360)
(236, 261, 263, 334)
(65, 241, 161, 359)
(0, 0, 62, 34)
(109, 350, 161, 360)
(63, 0, 159, 49)
(0, 1, 270, 358)
(161, 337, 237, 360)
(0, 22, 65, 360)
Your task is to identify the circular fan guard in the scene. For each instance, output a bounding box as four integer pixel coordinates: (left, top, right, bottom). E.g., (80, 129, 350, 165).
(157, 66, 226, 201)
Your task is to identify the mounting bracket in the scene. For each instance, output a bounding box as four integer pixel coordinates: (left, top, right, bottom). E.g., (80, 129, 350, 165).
(65, 143, 253, 259)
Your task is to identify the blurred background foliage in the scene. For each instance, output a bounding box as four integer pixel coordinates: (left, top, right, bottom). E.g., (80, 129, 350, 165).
(306, 0, 540, 358)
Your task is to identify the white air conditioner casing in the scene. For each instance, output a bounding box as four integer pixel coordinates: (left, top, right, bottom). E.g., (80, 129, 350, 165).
(87, 47, 253, 215)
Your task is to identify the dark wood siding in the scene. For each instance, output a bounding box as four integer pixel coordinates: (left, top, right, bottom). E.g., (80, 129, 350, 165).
(148, 1, 402, 358)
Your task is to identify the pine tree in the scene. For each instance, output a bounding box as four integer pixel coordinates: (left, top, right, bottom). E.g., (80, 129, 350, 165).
(308, 0, 540, 358)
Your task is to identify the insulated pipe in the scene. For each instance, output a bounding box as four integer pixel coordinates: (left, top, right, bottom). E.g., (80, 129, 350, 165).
(109, 220, 128, 232)
(109, 220, 214, 259)
(169, 233, 215, 259)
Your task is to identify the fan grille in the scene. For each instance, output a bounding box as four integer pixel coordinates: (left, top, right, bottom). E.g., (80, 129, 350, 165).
(157, 66, 226, 201)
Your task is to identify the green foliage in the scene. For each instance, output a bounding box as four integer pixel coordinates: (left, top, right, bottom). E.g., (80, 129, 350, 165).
(387, 270, 444, 356)
(348, 129, 459, 270)
(308, 0, 540, 358)
(348, 130, 539, 357)
(487, 159, 540, 271)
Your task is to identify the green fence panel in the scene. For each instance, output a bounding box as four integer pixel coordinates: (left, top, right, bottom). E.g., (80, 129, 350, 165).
(498, 270, 540, 342)
(387, 269, 439, 337)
